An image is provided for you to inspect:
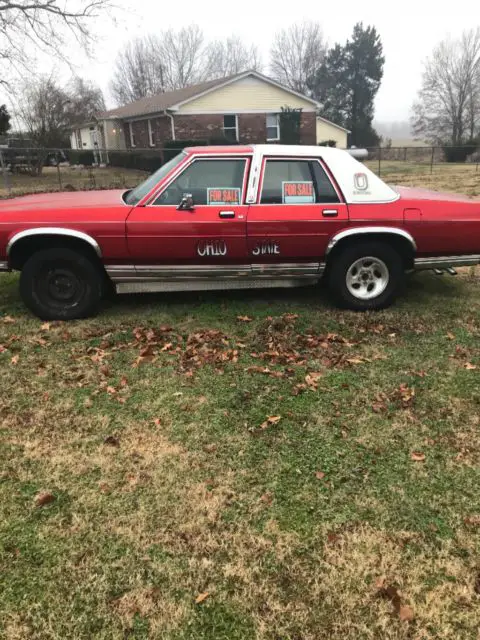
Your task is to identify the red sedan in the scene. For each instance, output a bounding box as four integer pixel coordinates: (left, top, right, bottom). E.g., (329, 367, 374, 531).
(0, 144, 479, 320)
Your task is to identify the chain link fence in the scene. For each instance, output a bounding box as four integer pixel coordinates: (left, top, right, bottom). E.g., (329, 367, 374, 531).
(1, 145, 479, 197)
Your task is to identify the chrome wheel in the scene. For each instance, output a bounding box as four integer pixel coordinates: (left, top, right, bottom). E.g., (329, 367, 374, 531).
(346, 256, 389, 300)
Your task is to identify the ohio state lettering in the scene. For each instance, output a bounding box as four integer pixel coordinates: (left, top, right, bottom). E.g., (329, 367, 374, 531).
(252, 241, 280, 256)
(197, 240, 227, 257)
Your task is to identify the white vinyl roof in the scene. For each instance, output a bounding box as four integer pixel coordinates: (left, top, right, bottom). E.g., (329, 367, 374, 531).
(251, 145, 399, 204)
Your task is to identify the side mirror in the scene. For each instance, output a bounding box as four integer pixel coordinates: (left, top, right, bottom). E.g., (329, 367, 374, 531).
(177, 193, 194, 211)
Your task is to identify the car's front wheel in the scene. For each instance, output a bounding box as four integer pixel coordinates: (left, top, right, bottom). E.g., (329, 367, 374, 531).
(20, 248, 104, 320)
(327, 242, 405, 310)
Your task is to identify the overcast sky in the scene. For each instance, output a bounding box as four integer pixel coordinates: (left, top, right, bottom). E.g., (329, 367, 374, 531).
(11, 0, 480, 124)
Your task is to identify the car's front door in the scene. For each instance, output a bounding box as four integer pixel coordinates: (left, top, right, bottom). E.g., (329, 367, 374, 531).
(247, 157, 349, 267)
(127, 156, 250, 267)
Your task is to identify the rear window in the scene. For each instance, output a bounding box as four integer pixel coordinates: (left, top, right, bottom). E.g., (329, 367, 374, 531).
(260, 159, 339, 204)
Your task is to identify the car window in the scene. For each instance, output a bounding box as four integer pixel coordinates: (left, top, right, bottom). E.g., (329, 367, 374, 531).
(124, 152, 186, 206)
(260, 159, 339, 204)
(154, 159, 247, 206)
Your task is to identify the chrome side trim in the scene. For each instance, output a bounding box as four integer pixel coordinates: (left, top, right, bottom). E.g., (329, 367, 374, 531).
(0, 261, 10, 272)
(326, 226, 417, 254)
(106, 263, 324, 284)
(252, 262, 322, 277)
(414, 255, 480, 270)
(116, 278, 319, 295)
(6, 228, 102, 257)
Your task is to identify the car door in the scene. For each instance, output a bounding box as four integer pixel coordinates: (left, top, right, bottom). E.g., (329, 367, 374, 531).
(247, 157, 349, 267)
(126, 156, 250, 267)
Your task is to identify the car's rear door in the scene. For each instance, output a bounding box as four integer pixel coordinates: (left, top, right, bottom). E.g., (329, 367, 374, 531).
(127, 156, 250, 266)
(247, 157, 349, 266)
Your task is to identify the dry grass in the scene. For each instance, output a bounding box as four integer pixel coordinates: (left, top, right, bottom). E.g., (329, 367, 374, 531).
(1, 165, 480, 639)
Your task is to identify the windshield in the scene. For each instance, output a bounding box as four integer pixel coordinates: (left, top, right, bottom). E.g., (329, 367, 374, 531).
(124, 152, 187, 205)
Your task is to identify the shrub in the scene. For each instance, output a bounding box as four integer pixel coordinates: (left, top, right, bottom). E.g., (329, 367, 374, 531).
(68, 150, 95, 166)
(279, 107, 302, 145)
(443, 140, 479, 163)
(108, 151, 163, 173)
(318, 140, 337, 147)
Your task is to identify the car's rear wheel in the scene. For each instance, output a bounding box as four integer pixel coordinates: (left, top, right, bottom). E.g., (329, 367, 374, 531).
(328, 242, 405, 310)
(20, 248, 104, 320)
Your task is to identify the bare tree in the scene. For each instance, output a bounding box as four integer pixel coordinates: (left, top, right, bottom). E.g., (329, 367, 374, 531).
(110, 26, 208, 104)
(110, 36, 166, 105)
(14, 75, 105, 147)
(205, 35, 262, 77)
(412, 29, 480, 144)
(0, 0, 111, 80)
(270, 21, 326, 93)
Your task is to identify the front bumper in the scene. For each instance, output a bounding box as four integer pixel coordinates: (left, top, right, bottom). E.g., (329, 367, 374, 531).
(0, 261, 10, 272)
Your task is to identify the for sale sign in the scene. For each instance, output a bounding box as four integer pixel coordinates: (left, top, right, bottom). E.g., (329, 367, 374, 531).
(282, 181, 315, 204)
(207, 188, 241, 206)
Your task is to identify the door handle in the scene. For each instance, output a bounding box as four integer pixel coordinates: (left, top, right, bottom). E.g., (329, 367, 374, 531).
(322, 209, 338, 217)
(219, 211, 235, 219)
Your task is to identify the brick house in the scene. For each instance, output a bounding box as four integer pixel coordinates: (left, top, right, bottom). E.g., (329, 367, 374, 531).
(70, 71, 348, 152)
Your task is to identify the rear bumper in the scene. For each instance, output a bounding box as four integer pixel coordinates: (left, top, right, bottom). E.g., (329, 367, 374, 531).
(0, 261, 10, 272)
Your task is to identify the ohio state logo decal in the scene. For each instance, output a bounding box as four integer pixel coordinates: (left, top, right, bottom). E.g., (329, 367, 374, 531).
(197, 240, 227, 257)
(252, 241, 280, 256)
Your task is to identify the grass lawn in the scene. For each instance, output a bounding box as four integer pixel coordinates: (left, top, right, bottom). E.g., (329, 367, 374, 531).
(1, 167, 480, 639)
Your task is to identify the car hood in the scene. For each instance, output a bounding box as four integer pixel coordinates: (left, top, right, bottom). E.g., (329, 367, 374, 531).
(393, 185, 480, 203)
(0, 189, 128, 212)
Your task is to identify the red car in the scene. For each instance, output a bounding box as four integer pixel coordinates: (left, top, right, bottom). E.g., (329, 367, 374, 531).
(1, 145, 479, 320)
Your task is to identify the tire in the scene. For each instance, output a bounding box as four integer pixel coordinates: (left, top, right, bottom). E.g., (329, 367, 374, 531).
(327, 242, 405, 311)
(20, 248, 104, 320)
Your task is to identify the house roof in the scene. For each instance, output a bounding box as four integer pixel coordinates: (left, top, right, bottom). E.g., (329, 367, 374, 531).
(100, 70, 321, 120)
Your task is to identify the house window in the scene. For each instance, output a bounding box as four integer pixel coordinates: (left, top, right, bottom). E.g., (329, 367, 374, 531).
(223, 115, 238, 142)
(128, 122, 136, 147)
(266, 114, 280, 141)
(148, 119, 155, 146)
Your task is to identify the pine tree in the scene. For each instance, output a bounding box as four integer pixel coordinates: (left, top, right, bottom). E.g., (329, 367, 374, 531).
(309, 24, 384, 147)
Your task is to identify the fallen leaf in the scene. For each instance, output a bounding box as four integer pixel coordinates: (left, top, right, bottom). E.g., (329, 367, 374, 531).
(315, 471, 326, 480)
(463, 515, 480, 527)
(399, 605, 415, 622)
(237, 315, 253, 322)
(153, 418, 162, 426)
(474, 572, 480, 595)
(260, 491, 273, 505)
(10, 354, 19, 365)
(260, 415, 281, 429)
(100, 365, 110, 377)
(2, 315, 15, 324)
(203, 443, 217, 453)
(117, 397, 126, 405)
(34, 491, 55, 507)
(103, 435, 120, 447)
(195, 592, 209, 604)
(41, 322, 51, 331)
(84, 398, 93, 408)
(465, 362, 477, 370)
(446, 332, 455, 340)
(375, 576, 387, 589)
(119, 376, 128, 387)
(411, 451, 426, 462)
(346, 357, 365, 365)
(98, 481, 111, 493)
(106, 386, 116, 395)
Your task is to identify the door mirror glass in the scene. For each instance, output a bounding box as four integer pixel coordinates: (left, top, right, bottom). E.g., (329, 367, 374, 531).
(177, 193, 194, 211)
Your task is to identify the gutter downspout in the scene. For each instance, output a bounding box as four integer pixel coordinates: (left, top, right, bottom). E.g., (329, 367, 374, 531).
(164, 110, 175, 140)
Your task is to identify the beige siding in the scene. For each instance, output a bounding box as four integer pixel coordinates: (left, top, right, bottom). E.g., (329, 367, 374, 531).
(178, 76, 316, 113)
(316, 119, 347, 148)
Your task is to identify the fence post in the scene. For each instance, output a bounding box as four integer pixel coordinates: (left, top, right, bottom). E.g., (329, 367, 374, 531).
(0, 149, 11, 195)
(430, 147, 435, 174)
(56, 159, 62, 190)
(404, 147, 407, 162)
(378, 146, 381, 177)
